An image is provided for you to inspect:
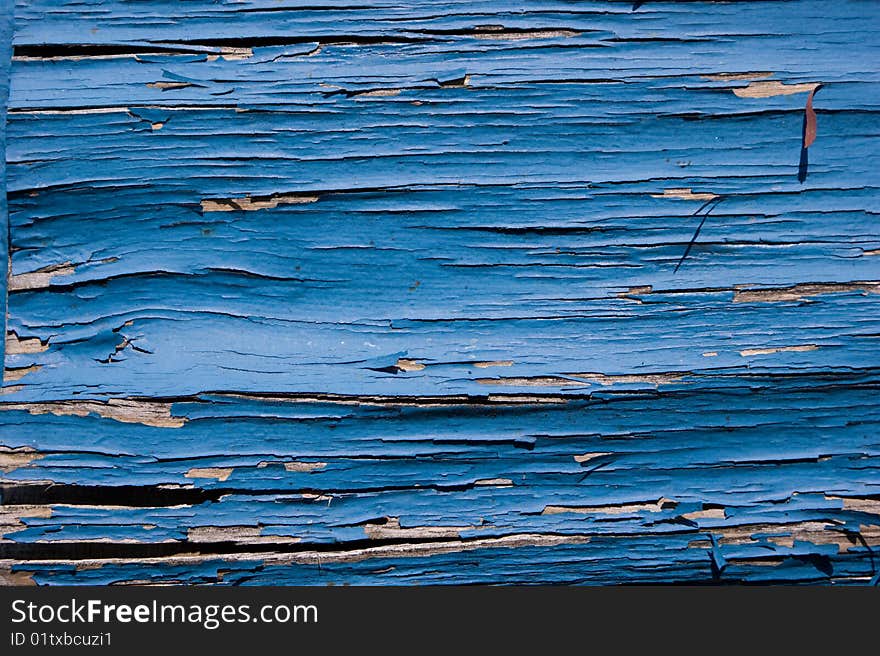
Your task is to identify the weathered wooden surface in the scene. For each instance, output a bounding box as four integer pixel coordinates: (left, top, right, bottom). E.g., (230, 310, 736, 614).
(1, 0, 879, 585)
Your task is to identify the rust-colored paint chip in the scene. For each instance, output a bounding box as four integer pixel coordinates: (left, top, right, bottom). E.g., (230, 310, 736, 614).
(798, 85, 822, 182)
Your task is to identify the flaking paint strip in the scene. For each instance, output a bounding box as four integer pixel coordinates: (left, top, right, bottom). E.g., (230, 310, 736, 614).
(734, 282, 880, 304)
(185, 467, 233, 482)
(543, 498, 678, 516)
(0, 446, 44, 474)
(4, 332, 47, 355)
(739, 345, 819, 357)
(200, 194, 319, 212)
(732, 80, 820, 98)
(0, 399, 185, 428)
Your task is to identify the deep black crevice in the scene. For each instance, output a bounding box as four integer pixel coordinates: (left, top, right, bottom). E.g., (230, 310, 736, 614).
(0, 483, 223, 507)
(0, 535, 455, 561)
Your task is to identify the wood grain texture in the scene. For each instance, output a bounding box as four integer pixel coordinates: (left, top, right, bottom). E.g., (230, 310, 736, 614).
(1, 0, 879, 585)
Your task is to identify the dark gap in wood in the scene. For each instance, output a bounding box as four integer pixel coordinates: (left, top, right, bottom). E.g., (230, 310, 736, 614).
(0, 483, 222, 507)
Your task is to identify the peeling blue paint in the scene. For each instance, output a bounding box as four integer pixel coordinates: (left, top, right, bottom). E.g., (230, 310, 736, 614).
(1, 0, 879, 585)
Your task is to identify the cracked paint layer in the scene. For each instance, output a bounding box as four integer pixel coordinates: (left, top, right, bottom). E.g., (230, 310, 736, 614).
(0, 0, 879, 586)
